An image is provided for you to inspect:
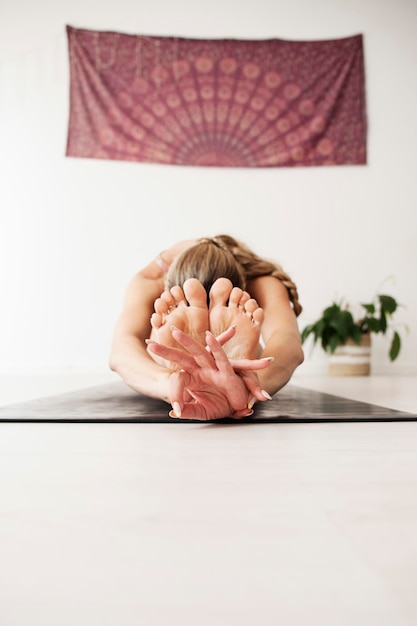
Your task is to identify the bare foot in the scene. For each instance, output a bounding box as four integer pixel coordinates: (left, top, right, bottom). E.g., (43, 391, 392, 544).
(208, 278, 264, 360)
(150, 278, 209, 368)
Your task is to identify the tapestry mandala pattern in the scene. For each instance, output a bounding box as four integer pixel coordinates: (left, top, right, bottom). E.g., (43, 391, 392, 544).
(66, 26, 367, 168)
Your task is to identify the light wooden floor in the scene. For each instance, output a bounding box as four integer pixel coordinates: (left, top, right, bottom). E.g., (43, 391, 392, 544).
(1, 373, 416, 626)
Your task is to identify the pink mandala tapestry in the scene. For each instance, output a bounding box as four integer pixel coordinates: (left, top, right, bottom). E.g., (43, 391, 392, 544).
(66, 26, 367, 168)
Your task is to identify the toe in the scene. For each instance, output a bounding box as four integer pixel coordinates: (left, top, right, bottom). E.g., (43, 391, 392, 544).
(238, 291, 251, 308)
(228, 287, 244, 307)
(150, 312, 163, 329)
(183, 278, 209, 308)
(161, 290, 177, 307)
(170, 285, 188, 306)
(244, 298, 259, 314)
(208, 277, 233, 308)
(252, 307, 265, 326)
(154, 297, 169, 316)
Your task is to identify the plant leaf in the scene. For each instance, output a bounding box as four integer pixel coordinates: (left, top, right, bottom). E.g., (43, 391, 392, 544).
(361, 303, 375, 314)
(389, 331, 401, 361)
(329, 334, 340, 353)
(301, 325, 313, 343)
(366, 318, 380, 333)
(330, 310, 354, 341)
(379, 295, 397, 314)
(379, 311, 387, 333)
(351, 327, 363, 345)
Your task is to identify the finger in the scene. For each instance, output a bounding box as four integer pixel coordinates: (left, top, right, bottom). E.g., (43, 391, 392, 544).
(174, 402, 249, 421)
(229, 356, 274, 371)
(238, 371, 272, 404)
(204, 330, 235, 372)
(211, 324, 236, 347)
(171, 327, 215, 370)
(169, 403, 210, 421)
(232, 408, 254, 419)
(168, 369, 190, 418)
(146, 340, 196, 371)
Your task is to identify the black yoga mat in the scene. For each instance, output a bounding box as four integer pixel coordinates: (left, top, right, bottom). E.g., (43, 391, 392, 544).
(0, 382, 415, 423)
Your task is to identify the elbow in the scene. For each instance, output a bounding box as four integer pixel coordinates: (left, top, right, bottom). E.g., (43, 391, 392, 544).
(109, 334, 126, 374)
(297, 345, 305, 367)
(287, 343, 304, 380)
(108, 348, 120, 374)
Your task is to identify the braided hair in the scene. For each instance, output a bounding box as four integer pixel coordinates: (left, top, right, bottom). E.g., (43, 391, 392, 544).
(166, 234, 302, 316)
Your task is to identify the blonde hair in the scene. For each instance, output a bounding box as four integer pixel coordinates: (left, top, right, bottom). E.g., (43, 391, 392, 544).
(166, 235, 302, 316)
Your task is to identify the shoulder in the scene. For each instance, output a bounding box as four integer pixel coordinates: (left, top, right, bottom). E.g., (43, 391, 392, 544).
(123, 270, 164, 310)
(247, 275, 290, 307)
(137, 238, 199, 281)
(161, 239, 199, 265)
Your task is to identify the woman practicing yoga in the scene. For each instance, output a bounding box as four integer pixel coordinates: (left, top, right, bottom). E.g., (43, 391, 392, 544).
(110, 235, 304, 420)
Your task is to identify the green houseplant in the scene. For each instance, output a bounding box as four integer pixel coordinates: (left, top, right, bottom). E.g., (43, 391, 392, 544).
(301, 292, 405, 374)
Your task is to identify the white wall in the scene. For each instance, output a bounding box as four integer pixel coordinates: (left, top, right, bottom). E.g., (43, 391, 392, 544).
(1, 0, 416, 376)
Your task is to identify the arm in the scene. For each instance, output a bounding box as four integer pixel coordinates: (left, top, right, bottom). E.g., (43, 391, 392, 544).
(247, 275, 304, 396)
(109, 265, 172, 401)
(109, 239, 198, 400)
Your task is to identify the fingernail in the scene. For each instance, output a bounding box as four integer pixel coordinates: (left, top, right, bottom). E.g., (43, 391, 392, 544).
(169, 410, 179, 419)
(248, 396, 256, 410)
(261, 390, 272, 400)
(243, 409, 254, 417)
(170, 325, 178, 331)
(205, 330, 213, 337)
(172, 402, 182, 417)
(262, 356, 275, 362)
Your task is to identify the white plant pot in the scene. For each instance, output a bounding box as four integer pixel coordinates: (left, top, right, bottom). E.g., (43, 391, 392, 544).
(328, 334, 371, 376)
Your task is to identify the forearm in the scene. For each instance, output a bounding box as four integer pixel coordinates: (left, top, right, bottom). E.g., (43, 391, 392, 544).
(109, 334, 172, 402)
(257, 331, 304, 396)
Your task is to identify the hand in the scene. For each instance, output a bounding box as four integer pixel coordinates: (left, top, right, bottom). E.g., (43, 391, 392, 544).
(147, 327, 272, 421)
(209, 324, 274, 409)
